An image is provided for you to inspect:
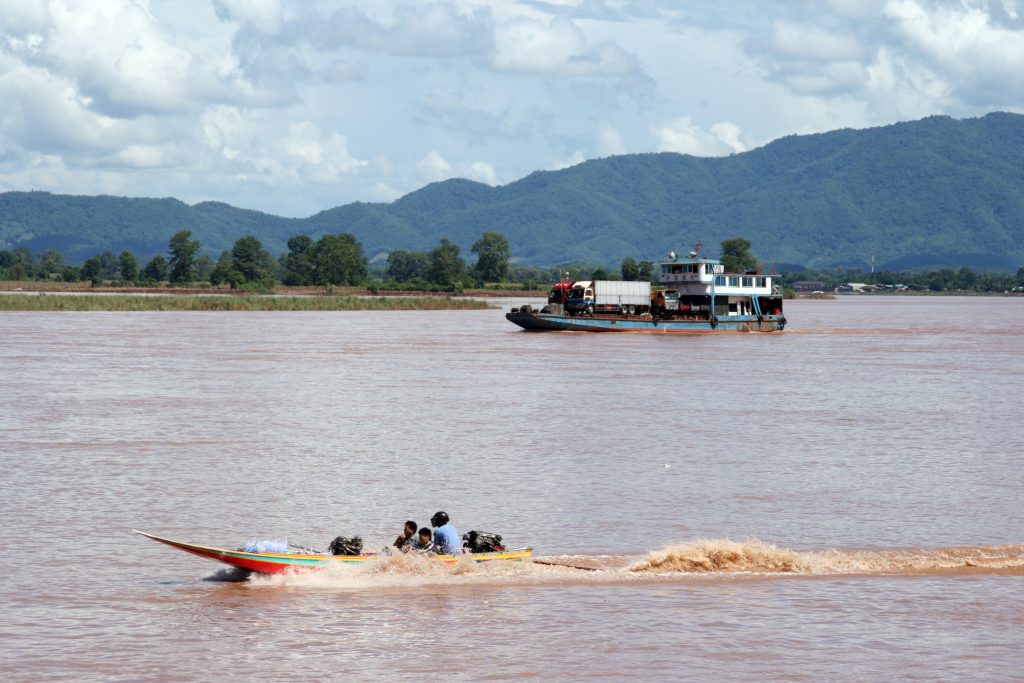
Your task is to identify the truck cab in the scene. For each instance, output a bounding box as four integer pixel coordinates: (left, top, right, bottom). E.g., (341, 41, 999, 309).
(567, 280, 595, 315)
(548, 281, 574, 305)
(651, 289, 680, 315)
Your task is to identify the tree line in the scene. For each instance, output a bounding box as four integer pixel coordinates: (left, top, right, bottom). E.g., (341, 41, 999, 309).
(0, 230, 514, 293)
(777, 265, 1024, 293)
(3, 232, 1022, 294)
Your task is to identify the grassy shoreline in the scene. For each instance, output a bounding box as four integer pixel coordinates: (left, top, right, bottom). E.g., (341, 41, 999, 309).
(0, 293, 494, 312)
(0, 280, 545, 298)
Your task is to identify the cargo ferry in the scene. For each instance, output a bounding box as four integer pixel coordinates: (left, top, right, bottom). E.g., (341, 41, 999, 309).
(506, 247, 786, 333)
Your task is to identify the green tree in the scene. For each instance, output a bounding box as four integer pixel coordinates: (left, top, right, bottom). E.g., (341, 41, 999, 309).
(312, 233, 368, 286)
(95, 251, 120, 280)
(168, 230, 201, 283)
(230, 235, 272, 284)
(119, 251, 138, 281)
(39, 249, 65, 277)
(386, 249, 429, 282)
(427, 239, 467, 288)
(195, 254, 214, 282)
(142, 255, 168, 282)
(638, 260, 654, 281)
(5, 247, 36, 280)
(720, 237, 757, 273)
(621, 256, 639, 280)
(591, 268, 610, 280)
(281, 235, 316, 286)
(210, 251, 234, 286)
(81, 257, 103, 285)
(471, 231, 511, 282)
(955, 266, 977, 290)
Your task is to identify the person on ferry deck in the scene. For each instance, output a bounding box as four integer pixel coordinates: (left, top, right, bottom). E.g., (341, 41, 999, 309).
(393, 520, 417, 551)
(430, 511, 460, 555)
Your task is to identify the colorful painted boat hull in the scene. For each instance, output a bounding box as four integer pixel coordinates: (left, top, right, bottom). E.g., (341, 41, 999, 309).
(506, 311, 786, 332)
(134, 530, 533, 574)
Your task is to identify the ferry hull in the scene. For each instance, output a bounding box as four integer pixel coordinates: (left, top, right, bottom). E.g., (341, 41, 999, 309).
(506, 311, 785, 333)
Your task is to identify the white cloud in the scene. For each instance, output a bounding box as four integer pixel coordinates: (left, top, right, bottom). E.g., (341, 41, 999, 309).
(864, 45, 950, 118)
(710, 121, 746, 153)
(550, 150, 586, 169)
(492, 14, 639, 77)
(284, 122, 368, 182)
(650, 116, 729, 156)
(823, 0, 885, 19)
(106, 144, 173, 168)
(769, 20, 863, 61)
(1, 0, 1022, 220)
(598, 123, 626, 155)
(213, 0, 284, 33)
(467, 161, 499, 184)
(297, 2, 493, 58)
(417, 150, 454, 181)
(883, 0, 1024, 95)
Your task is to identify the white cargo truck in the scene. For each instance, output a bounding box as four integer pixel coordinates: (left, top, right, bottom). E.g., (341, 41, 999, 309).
(567, 280, 652, 316)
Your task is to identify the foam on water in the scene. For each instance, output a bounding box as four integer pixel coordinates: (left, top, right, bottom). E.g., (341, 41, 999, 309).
(629, 539, 1024, 575)
(237, 539, 1024, 590)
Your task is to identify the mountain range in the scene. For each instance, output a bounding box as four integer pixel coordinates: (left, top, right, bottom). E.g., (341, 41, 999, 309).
(2, 112, 1023, 271)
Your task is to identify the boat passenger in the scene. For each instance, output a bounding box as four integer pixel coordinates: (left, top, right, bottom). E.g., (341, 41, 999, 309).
(394, 520, 417, 551)
(430, 511, 460, 555)
(411, 527, 434, 553)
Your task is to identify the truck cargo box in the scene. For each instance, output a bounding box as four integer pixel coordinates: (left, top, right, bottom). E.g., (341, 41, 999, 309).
(592, 280, 651, 306)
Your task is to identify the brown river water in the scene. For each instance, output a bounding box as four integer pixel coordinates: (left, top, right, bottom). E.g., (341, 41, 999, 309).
(1, 296, 1022, 680)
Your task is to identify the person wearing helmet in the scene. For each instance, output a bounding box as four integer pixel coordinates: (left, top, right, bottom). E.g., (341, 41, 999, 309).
(430, 511, 460, 555)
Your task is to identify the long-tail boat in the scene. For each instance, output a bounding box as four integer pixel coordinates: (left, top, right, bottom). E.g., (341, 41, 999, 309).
(134, 530, 533, 574)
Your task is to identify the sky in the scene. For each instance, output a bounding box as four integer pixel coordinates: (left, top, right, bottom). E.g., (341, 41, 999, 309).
(1, 0, 1023, 217)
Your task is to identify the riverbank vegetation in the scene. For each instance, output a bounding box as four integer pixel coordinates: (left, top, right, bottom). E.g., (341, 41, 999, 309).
(0, 294, 492, 312)
(4, 232, 1022, 299)
(778, 265, 1024, 294)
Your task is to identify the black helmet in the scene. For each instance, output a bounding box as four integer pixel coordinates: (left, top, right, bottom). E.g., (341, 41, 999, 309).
(430, 511, 449, 527)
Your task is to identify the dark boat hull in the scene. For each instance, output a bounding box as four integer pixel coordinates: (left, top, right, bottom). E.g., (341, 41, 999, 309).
(506, 311, 785, 332)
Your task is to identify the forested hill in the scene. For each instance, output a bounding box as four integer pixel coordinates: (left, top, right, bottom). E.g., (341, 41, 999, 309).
(3, 111, 1024, 270)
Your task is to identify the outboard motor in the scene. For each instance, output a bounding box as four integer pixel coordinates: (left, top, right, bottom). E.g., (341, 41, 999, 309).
(328, 535, 363, 556)
(462, 530, 505, 553)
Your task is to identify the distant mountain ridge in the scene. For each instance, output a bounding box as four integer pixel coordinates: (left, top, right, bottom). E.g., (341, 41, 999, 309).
(2, 112, 1023, 270)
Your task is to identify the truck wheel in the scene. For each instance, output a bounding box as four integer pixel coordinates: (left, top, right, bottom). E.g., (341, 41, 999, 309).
(587, 305, 595, 316)
(628, 304, 636, 315)
(709, 315, 718, 329)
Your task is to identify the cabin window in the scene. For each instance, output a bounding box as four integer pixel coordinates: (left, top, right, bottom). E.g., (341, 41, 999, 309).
(729, 276, 739, 286)
(715, 276, 726, 286)
(757, 277, 766, 287)
(661, 265, 670, 274)
(743, 277, 753, 287)
(704, 264, 714, 274)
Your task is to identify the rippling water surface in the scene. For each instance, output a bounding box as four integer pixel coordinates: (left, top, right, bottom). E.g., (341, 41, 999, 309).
(1, 297, 1022, 680)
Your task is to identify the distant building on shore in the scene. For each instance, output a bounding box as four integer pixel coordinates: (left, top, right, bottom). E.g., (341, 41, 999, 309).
(793, 280, 829, 292)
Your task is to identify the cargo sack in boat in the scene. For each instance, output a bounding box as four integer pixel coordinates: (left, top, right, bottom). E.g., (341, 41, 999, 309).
(462, 530, 504, 553)
(328, 536, 363, 556)
(243, 539, 288, 553)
